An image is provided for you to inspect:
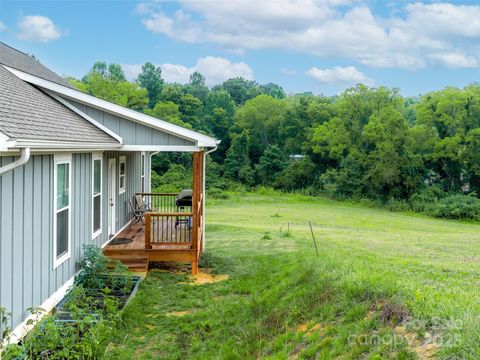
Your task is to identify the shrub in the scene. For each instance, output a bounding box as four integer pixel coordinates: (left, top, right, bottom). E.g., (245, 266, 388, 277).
(207, 188, 230, 199)
(429, 194, 480, 220)
(75, 245, 131, 291)
(409, 185, 447, 212)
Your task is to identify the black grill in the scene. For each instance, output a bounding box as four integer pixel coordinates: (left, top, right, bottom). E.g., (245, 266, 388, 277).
(176, 189, 193, 208)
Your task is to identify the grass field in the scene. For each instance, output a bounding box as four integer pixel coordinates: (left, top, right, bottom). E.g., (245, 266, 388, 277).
(105, 193, 480, 359)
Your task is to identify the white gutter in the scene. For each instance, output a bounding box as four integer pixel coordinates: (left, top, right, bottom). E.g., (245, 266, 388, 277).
(202, 142, 220, 251)
(0, 147, 31, 176)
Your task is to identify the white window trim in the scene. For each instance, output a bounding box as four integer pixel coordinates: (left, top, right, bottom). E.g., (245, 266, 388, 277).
(119, 156, 126, 194)
(92, 153, 103, 239)
(141, 152, 146, 193)
(53, 153, 72, 269)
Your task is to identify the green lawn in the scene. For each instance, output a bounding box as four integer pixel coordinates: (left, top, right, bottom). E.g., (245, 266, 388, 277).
(105, 193, 480, 359)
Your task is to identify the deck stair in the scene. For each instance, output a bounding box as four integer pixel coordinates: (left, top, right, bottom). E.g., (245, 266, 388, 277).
(108, 254, 149, 272)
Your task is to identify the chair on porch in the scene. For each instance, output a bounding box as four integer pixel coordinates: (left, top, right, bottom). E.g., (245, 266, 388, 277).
(128, 199, 146, 223)
(135, 194, 155, 213)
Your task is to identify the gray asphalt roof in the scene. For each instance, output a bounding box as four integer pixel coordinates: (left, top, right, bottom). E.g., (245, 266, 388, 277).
(0, 66, 119, 144)
(0, 42, 75, 89)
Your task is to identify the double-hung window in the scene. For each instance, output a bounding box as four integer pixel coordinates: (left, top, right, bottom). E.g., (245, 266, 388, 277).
(119, 156, 126, 194)
(54, 154, 71, 268)
(141, 153, 145, 192)
(92, 155, 102, 238)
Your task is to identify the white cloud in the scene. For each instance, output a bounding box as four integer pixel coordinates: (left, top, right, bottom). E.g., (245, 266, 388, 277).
(17, 15, 62, 42)
(429, 53, 479, 68)
(306, 66, 373, 85)
(160, 63, 192, 83)
(121, 56, 253, 86)
(0, 21, 6, 32)
(139, 1, 480, 70)
(281, 68, 297, 76)
(194, 56, 253, 86)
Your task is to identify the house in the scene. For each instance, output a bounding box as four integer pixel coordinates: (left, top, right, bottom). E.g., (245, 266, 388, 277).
(0, 42, 218, 342)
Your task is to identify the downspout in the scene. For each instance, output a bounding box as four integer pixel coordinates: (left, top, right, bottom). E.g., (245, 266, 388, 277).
(149, 151, 160, 193)
(0, 147, 31, 176)
(202, 144, 219, 251)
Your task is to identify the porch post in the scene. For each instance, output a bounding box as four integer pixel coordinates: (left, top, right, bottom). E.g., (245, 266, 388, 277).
(191, 150, 205, 274)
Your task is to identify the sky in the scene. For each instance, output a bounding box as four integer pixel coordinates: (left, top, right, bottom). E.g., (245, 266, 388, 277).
(0, 0, 479, 96)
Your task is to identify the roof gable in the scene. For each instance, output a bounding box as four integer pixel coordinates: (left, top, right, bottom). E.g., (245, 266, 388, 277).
(0, 66, 120, 147)
(4, 66, 219, 148)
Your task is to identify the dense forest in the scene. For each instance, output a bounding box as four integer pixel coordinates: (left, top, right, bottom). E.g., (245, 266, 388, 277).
(68, 61, 480, 220)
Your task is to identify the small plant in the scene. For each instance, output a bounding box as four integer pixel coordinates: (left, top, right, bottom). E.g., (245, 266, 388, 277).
(261, 232, 272, 240)
(75, 245, 132, 292)
(0, 306, 11, 342)
(279, 223, 292, 237)
(271, 209, 282, 218)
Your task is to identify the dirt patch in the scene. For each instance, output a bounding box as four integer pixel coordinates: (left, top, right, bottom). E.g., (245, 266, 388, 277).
(296, 322, 328, 336)
(190, 270, 229, 285)
(395, 326, 439, 359)
(370, 300, 409, 326)
(165, 310, 195, 317)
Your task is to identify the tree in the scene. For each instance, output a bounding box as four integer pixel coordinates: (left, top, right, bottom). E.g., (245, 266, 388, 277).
(215, 77, 261, 105)
(260, 83, 286, 99)
(80, 73, 148, 110)
(85, 62, 126, 82)
(88, 61, 108, 79)
(224, 130, 254, 185)
(255, 145, 288, 185)
(275, 156, 317, 190)
(234, 94, 285, 162)
(108, 64, 126, 82)
(190, 71, 206, 86)
(137, 62, 164, 108)
(184, 72, 209, 103)
(179, 94, 205, 130)
(145, 101, 192, 129)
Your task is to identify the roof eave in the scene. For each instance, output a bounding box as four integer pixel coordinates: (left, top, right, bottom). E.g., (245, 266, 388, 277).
(3, 65, 219, 148)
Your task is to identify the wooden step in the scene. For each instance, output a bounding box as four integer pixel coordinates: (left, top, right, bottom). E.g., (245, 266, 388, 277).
(108, 255, 149, 272)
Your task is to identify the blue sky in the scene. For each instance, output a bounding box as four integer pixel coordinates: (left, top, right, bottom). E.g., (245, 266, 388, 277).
(0, 0, 479, 96)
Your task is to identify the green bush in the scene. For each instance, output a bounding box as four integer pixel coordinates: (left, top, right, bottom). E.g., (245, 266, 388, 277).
(428, 194, 480, 220)
(409, 185, 447, 212)
(151, 163, 192, 192)
(207, 188, 230, 199)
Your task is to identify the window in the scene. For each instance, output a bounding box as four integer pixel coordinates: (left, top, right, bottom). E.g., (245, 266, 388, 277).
(119, 156, 126, 194)
(141, 153, 145, 192)
(92, 155, 102, 238)
(54, 154, 71, 268)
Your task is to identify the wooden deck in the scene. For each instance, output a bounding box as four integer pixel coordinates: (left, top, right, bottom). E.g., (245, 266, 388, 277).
(104, 221, 192, 251)
(104, 151, 205, 274)
(103, 220, 197, 272)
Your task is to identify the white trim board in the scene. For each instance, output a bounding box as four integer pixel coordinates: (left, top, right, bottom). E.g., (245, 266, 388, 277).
(3, 65, 218, 148)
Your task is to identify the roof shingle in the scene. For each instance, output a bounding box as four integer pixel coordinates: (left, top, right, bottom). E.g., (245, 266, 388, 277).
(0, 42, 75, 89)
(0, 66, 118, 144)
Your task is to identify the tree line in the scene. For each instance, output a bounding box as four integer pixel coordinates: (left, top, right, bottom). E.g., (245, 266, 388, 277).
(68, 61, 480, 220)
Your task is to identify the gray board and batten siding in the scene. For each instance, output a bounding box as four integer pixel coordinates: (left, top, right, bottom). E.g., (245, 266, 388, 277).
(0, 150, 145, 329)
(64, 98, 195, 147)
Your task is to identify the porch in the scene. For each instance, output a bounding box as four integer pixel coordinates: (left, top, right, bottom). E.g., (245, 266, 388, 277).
(103, 152, 205, 274)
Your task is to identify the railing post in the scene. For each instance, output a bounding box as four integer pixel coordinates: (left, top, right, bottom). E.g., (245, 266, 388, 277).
(145, 213, 152, 249)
